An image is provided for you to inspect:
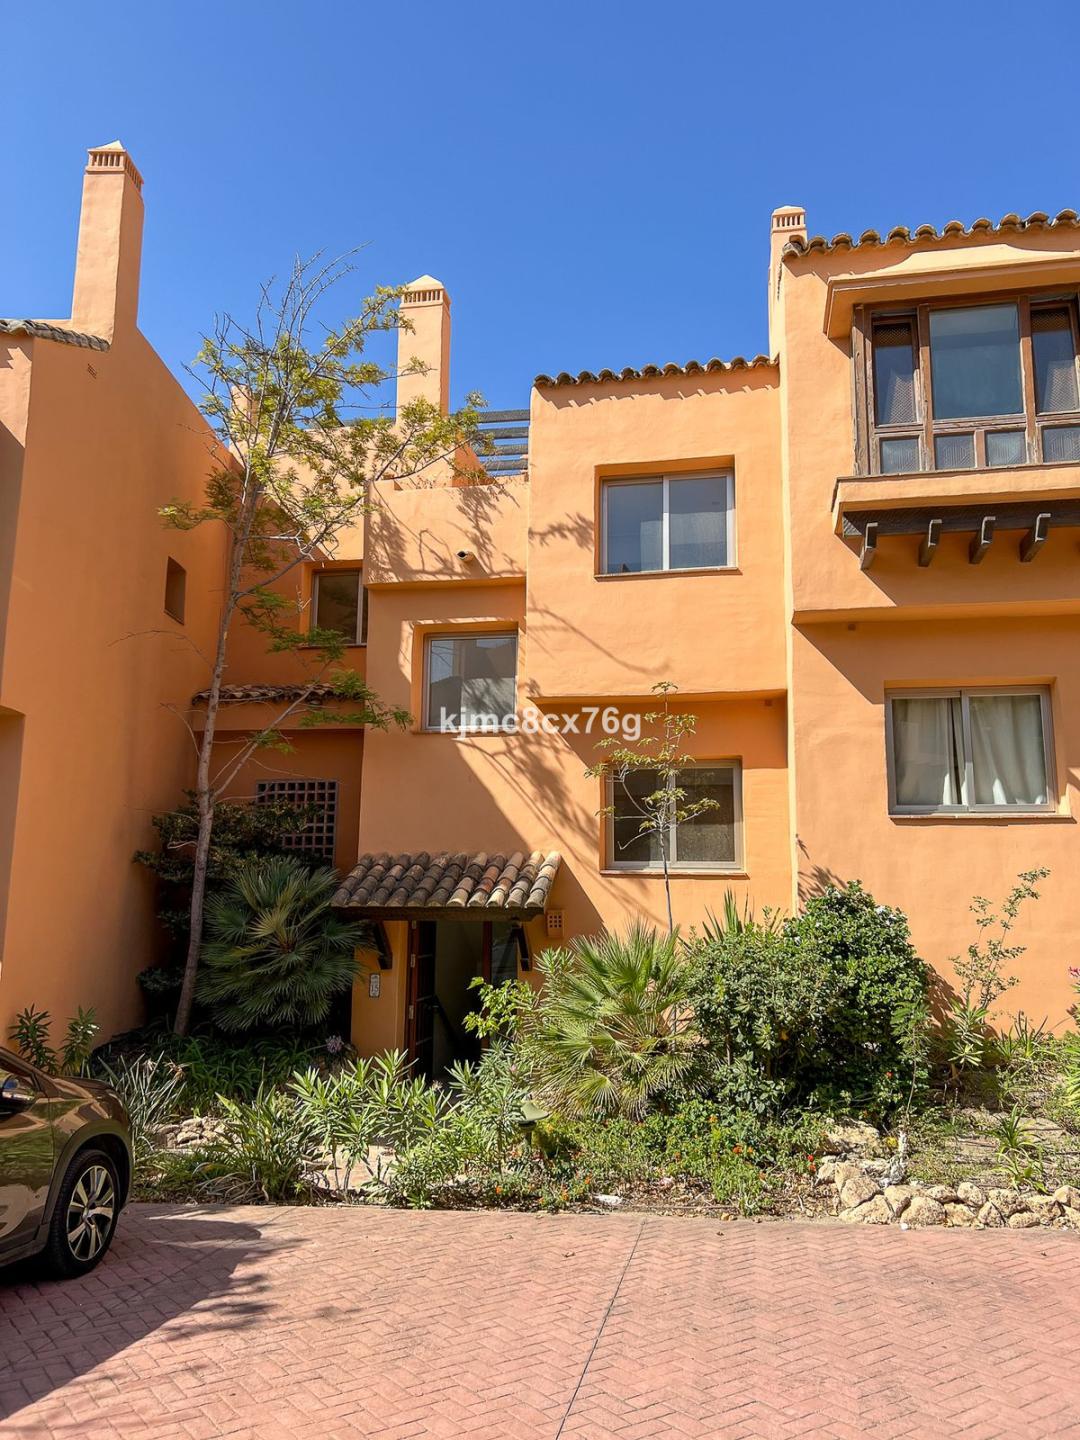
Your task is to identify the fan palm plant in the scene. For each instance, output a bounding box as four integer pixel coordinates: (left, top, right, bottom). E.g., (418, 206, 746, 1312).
(522, 922, 696, 1119)
(196, 857, 365, 1032)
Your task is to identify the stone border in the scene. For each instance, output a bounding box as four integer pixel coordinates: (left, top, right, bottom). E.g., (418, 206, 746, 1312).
(819, 1160, 1080, 1230)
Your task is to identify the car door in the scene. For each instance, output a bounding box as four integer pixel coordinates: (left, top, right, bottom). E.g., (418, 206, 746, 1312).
(0, 1049, 55, 1255)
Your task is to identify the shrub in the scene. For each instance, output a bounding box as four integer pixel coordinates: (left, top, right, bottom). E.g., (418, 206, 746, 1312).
(196, 857, 365, 1032)
(94, 1053, 187, 1159)
(687, 882, 929, 1117)
(518, 923, 696, 1120)
(9, 1005, 99, 1076)
(199, 1085, 320, 1203)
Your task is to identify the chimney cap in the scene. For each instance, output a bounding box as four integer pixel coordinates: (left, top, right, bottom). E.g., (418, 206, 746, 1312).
(771, 205, 806, 231)
(85, 140, 143, 192)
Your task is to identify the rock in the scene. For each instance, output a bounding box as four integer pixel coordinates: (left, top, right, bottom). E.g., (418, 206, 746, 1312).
(593, 1194, 623, 1208)
(839, 1172, 881, 1211)
(1020, 1117, 1069, 1145)
(883, 1185, 914, 1217)
(954, 1137, 996, 1165)
(823, 1120, 881, 1156)
(957, 1181, 986, 1208)
(1028, 1196, 1061, 1224)
(814, 1157, 838, 1187)
(841, 1195, 893, 1225)
(905, 1195, 947, 1227)
(1052, 1185, 1080, 1210)
(926, 1184, 959, 1204)
(1008, 1211, 1041, 1229)
(988, 1188, 1026, 1219)
(1062, 1206, 1080, 1229)
(977, 1201, 1005, 1227)
(944, 1202, 977, 1227)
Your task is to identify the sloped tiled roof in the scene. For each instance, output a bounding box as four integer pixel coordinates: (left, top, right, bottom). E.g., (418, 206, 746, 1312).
(192, 682, 343, 706)
(534, 355, 775, 388)
(0, 319, 109, 350)
(332, 850, 561, 917)
(782, 210, 1080, 260)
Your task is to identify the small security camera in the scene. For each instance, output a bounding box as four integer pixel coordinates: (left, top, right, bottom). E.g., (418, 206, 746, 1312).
(456, 549, 476, 562)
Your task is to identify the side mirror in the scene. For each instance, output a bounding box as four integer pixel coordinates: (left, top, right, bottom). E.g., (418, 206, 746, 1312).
(0, 1072, 37, 1109)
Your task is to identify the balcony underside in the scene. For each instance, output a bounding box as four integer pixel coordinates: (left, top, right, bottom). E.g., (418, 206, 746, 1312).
(838, 497, 1080, 568)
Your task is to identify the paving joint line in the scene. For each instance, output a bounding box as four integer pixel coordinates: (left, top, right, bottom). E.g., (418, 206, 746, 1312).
(554, 1216, 647, 1439)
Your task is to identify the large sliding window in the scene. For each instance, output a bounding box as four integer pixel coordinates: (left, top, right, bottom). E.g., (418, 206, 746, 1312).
(886, 688, 1054, 814)
(607, 764, 742, 870)
(424, 633, 518, 732)
(601, 472, 734, 574)
(859, 293, 1080, 474)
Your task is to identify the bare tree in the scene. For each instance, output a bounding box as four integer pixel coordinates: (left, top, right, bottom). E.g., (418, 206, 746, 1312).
(165, 253, 484, 1033)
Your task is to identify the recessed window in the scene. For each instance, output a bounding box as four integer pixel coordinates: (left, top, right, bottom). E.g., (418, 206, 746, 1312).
(424, 633, 518, 732)
(607, 764, 741, 870)
(601, 473, 733, 574)
(887, 688, 1053, 814)
(164, 558, 186, 623)
(860, 294, 1080, 473)
(255, 779, 339, 861)
(312, 570, 365, 645)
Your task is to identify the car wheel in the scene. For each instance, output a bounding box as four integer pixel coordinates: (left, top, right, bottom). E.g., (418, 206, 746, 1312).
(39, 1148, 120, 1279)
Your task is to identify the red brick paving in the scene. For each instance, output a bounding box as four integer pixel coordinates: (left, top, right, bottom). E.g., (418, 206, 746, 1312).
(1, 1203, 1078, 1438)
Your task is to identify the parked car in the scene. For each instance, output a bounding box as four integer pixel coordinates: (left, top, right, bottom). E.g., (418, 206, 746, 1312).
(0, 1045, 131, 1277)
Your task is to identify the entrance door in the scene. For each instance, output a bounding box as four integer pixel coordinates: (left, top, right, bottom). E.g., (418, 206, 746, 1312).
(405, 921, 437, 1080)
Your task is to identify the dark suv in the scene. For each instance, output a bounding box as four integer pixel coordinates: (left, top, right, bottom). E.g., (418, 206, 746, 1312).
(0, 1046, 132, 1277)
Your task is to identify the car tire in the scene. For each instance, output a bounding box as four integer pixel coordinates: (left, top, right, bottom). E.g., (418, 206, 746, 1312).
(38, 1147, 121, 1279)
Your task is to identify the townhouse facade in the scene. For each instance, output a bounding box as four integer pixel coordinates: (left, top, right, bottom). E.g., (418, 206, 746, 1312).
(3, 144, 1079, 1063)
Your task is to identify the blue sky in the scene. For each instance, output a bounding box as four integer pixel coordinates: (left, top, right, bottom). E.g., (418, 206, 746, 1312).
(6, 1, 1080, 412)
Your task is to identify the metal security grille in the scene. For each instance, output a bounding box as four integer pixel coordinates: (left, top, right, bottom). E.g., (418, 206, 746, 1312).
(255, 779, 338, 861)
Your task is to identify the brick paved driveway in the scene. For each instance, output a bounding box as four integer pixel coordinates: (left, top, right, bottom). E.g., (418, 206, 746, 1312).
(1, 1204, 1079, 1439)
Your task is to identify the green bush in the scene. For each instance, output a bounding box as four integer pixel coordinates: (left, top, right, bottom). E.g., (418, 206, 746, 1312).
(196, 857, 365, 1032)
(687, 882, 929, 1118)
(9, 1005, 99, 1076)
(94, 1053, 187, 1159)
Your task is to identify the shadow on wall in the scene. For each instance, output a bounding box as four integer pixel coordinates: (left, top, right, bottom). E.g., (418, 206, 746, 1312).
(0, 1207, 300, 1425)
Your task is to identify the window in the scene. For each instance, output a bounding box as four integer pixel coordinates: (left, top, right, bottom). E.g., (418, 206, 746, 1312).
(859, 294, 1080, 474)
(601, 473, 733, 574)
(424, 633, 518, 731)
(886, 688, 1053, 814)
(607, 764, 741, 870)
(255, 778, 339, 859)
(164, 558, 186, 623)
(312, 570, 365, 645)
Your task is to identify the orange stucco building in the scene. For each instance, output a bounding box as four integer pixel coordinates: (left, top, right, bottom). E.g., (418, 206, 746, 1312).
(4, 146, 1080, 1061)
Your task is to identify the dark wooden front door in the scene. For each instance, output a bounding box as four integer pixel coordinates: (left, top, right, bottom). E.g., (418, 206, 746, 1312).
(405, 921, 438, 1080)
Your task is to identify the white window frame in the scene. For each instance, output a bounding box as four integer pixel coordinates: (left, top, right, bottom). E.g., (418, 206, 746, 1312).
(606, 761, 743, 871)
(600, 471, 736, 576)
(312, 569, 366, 646)
(422, 631, 519, 733)
(885, 685, 1056, 816)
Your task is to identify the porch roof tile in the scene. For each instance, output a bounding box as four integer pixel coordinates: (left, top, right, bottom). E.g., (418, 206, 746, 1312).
(332, 850, 560, 919)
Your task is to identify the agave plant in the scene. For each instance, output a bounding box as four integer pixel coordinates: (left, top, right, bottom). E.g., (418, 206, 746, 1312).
(196, 857, 364, 1032)
(522, 922, 696, 1120)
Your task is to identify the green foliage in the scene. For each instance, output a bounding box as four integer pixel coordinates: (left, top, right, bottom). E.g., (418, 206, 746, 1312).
(517, 923, 696, 1120)
(110, 1031, 326, 1113)
(94, 1053, 187, 1160)
(200, 1086, 320, 1203)
(9, 1005, 99, 1076)
(686, 882, 930, 1118)
(135, 791, 323, 943)
(196, 857, 365, 1032)
(992, 1103, 1045, 1189)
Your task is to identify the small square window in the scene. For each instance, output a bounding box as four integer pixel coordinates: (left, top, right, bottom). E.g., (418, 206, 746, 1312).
(934, 433, 975, 470)
(985, 431, 1026, 467)
(607, 764, 741, 870)
(164, 558, 186, 623)
(424, 633, 518, 732)
(312, 570, 365, 645)
(879, 437, 920, 474)
(1042, 425, 1080, 464)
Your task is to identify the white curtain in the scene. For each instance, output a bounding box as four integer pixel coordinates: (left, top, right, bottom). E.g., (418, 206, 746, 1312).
(969, 695, 1047, 805)
(893, 697, 965, 806)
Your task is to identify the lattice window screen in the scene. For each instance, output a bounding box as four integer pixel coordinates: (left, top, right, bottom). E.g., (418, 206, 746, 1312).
(255, 779, 339, 861)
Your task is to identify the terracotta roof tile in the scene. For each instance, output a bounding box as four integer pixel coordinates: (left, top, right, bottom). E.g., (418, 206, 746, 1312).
(0, 319, 109, 350)
(534, 355, 775, 388)
(332, 850, 561, 917)
(192, 683, 342, 706)
(782, 209, 1080, 260)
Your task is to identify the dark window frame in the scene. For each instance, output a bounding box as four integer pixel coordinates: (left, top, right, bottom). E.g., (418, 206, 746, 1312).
(854, 289, 1080, 476)
(605, 761, 743, 872)
(311, 568, 367, 646)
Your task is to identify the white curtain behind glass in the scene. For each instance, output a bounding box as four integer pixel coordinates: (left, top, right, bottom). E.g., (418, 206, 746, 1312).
(969, 695, 1047, 805)
(892, 697, 965, 806)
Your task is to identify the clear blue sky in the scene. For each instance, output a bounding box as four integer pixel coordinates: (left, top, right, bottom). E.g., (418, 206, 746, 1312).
(6, 1, 1080, 412)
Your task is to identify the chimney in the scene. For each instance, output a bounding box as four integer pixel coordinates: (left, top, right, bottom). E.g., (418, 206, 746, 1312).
(70, 142, 145, 341)
(396, 276, 451, 417)
(767, 205, 806, 357)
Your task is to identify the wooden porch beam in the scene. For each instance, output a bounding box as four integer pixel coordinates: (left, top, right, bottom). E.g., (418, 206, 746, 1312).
(859, 522, 878, 570)
(918, 518, 943, 567)
(1019, 512, 1051, 563)
(969, 515, 996, 564)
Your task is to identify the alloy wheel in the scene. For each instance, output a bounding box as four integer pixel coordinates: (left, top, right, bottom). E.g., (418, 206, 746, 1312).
(65, 1164, 116, 1262)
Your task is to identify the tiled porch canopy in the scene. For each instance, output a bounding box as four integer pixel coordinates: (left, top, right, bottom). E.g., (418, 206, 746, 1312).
(332, 851, 561, 920)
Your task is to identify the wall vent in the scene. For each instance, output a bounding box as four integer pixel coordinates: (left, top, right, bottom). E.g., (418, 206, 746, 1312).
(255, 778, 339, 861)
